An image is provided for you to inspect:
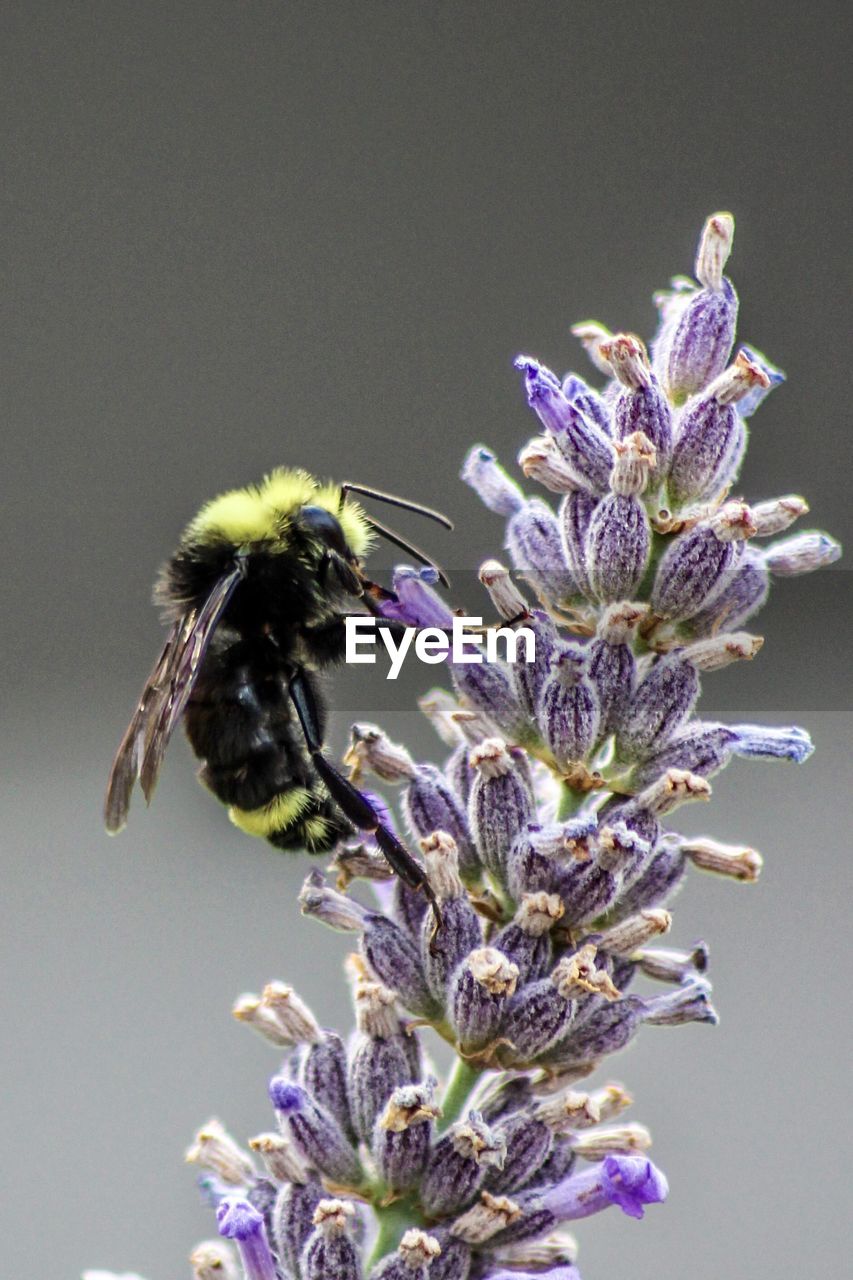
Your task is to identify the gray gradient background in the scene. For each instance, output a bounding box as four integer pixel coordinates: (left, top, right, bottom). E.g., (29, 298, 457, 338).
(2, 2, 851, 1277)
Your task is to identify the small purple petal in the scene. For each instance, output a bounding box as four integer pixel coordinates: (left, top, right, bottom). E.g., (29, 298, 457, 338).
(600, 1154, 669, 1219)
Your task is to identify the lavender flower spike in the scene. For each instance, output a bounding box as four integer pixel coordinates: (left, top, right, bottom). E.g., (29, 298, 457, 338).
(94, 214, 838, 1280)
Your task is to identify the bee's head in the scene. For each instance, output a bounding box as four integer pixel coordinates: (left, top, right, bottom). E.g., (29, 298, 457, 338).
(298, 504, 356, 561)
(293, 499, 375, 597)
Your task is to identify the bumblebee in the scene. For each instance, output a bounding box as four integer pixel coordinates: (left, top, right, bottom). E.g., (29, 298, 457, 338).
(104, 467, 451, 920)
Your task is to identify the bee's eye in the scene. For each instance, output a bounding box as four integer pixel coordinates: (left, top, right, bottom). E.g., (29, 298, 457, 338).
(300, 505, 349, 555)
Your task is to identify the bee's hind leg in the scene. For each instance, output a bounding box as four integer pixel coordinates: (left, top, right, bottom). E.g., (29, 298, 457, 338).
(287, 667, 443, 949)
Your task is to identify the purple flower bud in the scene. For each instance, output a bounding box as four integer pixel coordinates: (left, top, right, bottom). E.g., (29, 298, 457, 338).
(553, 855, 623, 928)
(348, 986, 414, 1144)
(599, 335, 673, 473)
(421, 1113, 507, 1216)
(587, 604, 643, 738)
(506, 498, 578, 607)
(584, 452, 653, 603)
(302, 1200, 363, 1280)
(537, 648, 600, 771)
(511, 609, 560, 717)
(667, 350, 771, 506)
(302, 1031, 354, 1143)
(641, 977, 718, 1027)
(499, 970, 578, 1064)
(597, 795, 660, 850)
(269, 1079, 363, 1187)
(492, 892, 564, 982)
(730, 723, 814, 763)
(381, 566, 454, 629)
(630, 721, 738, 789)
(425, 1229, 472, 1280)
(215, 1197, 278, 1280)
(542, 1154, 669, 1221)
(468, 740, 534, 882)
(451, 658, 529, 745)
(272, 1177, 325, 1275)
(651, 502, 757, 622)
(246, 1178, 278, 1242)
(687, 546, 769, 635)
(616, 650, 700, 759)
(614, 836, 688, 916)
(505, 826, 560, 900)
(563, 371, 612, 435)
(360, 913, 438, 1019)
(402, 764, 478, 881)
(419, 833, 483, 1001)
(654, 213, 738, 402)
(373, 1083, 439, 1194)
(761, 531, 842, 575)
(462, 446, 525, 517)
(450, 948, 520, 1055)
(736, 344, 785, 418)
(485, 1112, 553, 1195)
(515, 356, 615, 493)
(540, 995, 646, 1070)
(370, 1229, 442, 1279)
(392, 876, 430, 937)
(559, 488, 599, 598)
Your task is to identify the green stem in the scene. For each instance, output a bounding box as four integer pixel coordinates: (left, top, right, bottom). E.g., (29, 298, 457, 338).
(437, 1056, 483, 1133)
(368, 1194, 422, 1267)
(556, 781, 584, 820)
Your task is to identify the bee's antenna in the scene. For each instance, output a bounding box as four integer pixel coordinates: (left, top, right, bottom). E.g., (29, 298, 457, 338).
(363, 515, 451, 590)
(341, 482, 454, 531)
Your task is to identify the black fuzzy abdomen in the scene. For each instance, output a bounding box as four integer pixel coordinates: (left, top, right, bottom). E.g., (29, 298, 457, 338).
(185, 633, 301, 807)
(183, 630, 348, 850)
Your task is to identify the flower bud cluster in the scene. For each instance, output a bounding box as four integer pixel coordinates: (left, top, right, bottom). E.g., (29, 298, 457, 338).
(91, 216, 837, 1280)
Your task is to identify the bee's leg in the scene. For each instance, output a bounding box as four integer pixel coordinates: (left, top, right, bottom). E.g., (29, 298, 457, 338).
(288, 667, 443, 945)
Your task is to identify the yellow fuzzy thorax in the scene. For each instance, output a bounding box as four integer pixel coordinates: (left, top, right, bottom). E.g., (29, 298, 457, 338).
(185, 467, 374, 557)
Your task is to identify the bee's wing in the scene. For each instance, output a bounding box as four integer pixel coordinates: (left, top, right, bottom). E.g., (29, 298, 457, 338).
(104, 561, 245, 833)
(104, 618, 188, 833)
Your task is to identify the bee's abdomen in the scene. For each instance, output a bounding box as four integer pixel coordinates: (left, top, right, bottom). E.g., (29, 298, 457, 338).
(184, 635, 349, 853)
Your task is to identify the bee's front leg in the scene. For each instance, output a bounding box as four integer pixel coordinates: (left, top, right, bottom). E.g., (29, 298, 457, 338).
(287, 666, 443, 948)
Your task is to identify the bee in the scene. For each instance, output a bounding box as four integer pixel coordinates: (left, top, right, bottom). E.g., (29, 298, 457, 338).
(104, 467, 452, 924)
